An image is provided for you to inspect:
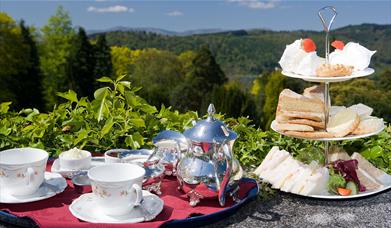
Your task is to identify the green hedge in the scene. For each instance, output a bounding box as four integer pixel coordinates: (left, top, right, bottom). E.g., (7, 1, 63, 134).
(0, 76, 390, 174)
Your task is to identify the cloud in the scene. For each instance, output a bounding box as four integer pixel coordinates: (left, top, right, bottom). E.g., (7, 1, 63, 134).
(166, 10, 184, 17)
(227, 0, 278, 10)
(87, 5, 134, 13)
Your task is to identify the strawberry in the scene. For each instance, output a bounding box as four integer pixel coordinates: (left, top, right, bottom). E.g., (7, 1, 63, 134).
(302, 38, 316, 52)
(331, 40, 345, 50)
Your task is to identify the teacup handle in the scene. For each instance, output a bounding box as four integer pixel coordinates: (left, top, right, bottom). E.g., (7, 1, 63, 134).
(27, 167, 35, 186)
(132, 184, 143, 206)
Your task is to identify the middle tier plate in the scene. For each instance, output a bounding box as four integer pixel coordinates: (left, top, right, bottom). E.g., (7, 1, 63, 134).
(271, 120, 385, 141)
(281, 68, 374, 83)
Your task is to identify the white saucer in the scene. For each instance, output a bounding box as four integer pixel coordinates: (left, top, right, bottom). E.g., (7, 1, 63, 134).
(0, 172, 67, 204)
(69, 191, 164, 224)
(51, 157, 105, 179)
(282, 68, 374, 83)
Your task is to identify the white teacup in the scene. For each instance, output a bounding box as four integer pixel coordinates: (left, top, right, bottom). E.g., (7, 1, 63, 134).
(0, 148, 49, 196)
(88, 163, 145, 216)
(59, 148, 91, 170)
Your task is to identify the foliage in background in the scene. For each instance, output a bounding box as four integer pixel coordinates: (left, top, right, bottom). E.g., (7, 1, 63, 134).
(97, 24, 391, 78)
(1, 77, 390, 175)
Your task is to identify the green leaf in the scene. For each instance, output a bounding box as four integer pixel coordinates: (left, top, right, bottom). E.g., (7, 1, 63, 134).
(0, 102, 12, 114)
(57, 90, 78, 103)
(74, 129, 89, 145)
(94, 87, 109, 100)
(115, 74, 127, 82)
(129, 118, 145, 128)
(100, 117, 114, 138)
(97, 77, 113, 83)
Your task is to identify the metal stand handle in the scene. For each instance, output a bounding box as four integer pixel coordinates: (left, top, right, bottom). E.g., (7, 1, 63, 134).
(318, 6, 337, 165)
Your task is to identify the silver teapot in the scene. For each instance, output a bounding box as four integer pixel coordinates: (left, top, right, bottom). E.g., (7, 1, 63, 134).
(177, 104, 242, 206)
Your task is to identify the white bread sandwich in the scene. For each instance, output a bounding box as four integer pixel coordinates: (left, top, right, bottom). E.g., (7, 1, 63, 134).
(352, 152, 391, 185)
(327, 109, 360, 137)
(274, 122, 314, 132)
(278, 89, 324, 113)
(347, 103, 373, 119)
(328, 148, 383, 191)
(351, 117, 384, 135)
(254, 147, 329, 196)
(276, 109, 325, 122)
(303, 85, 325, 102)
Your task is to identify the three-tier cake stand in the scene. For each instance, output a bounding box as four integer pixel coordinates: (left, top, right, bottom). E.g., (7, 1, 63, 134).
(271, 6, 389, 199)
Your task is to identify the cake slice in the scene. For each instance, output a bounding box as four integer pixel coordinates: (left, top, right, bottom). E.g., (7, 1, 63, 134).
(278, 89, 324, 113)
(327, 109, 360, 137)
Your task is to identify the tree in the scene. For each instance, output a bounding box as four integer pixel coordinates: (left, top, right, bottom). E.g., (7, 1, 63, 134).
(110, 46, 141, 77)
(0, 13, 26, 106)
(15, 21, 44, 110)
(171, 46, 227, 113)
(188, 45, 227, 91)
(67, 27, 95, 98)
(40, 6, 75, 109)
(93, 35, 113, 85)
(132, 48, 182, 107)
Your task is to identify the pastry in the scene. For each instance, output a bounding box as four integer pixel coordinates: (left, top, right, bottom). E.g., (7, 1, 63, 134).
(329, 42, 376, 71)
(279, 38, 325, 75)
(316, 63, 354, 77)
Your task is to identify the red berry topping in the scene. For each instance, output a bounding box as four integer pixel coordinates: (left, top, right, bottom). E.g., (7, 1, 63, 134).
(331, 40, 345, 50)
(302, 38, 316, 52)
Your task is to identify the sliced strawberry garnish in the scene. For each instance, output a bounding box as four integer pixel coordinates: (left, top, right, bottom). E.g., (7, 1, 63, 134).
(331, 40, 345, 50)
(302, 38, 316, 52)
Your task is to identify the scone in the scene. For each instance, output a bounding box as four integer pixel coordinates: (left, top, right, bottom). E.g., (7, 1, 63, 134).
(316, 63, 353, 77)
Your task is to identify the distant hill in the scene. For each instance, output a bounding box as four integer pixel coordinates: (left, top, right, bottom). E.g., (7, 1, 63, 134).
(90, 24, 391, 78)
(88, 27, 226, 36)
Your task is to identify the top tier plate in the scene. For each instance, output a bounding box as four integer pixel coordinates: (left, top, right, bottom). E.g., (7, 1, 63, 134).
(282, 68, 374, 83)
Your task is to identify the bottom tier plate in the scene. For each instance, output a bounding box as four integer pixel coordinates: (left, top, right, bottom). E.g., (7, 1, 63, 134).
(271, 120, 385, 141)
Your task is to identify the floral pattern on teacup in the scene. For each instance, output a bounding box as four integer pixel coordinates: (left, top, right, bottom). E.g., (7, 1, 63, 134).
(120, 190, 129, 197)
(0, 169, 7, 177)
(92, 185, 112, 198)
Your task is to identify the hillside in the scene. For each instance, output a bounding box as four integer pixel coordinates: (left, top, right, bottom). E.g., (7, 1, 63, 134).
(91, 24, 391, 78)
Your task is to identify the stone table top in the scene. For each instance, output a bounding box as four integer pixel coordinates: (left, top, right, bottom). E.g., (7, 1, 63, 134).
(211, 188, 391, 227)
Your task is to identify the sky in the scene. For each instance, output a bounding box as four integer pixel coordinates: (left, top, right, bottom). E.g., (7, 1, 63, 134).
(1, 0, 390, 32)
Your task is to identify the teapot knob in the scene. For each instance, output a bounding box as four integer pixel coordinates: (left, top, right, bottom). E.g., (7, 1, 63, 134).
(207, 104, 216, 121)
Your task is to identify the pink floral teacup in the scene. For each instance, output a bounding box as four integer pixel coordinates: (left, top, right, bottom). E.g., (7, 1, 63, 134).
(0, 148, 48, 196)
(87, 163, 145, 216)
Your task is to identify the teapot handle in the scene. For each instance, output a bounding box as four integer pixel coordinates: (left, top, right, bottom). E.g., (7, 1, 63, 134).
(218, 143, 232, 206)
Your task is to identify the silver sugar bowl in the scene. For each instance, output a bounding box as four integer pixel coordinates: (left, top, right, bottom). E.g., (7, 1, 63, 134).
(151, 130, 188, 176)
(177, 104, 242, 206)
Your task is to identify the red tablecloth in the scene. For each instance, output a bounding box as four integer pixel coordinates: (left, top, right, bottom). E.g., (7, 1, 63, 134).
(1, 161, 256, 227)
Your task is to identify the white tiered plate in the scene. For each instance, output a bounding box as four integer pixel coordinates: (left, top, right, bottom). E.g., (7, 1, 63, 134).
(69, 191, 164, 223)
(307, 183, 391, 199)
(282, 68, 374, 83)
(0, 172, 67, 203)
(271, 120, 385, 141)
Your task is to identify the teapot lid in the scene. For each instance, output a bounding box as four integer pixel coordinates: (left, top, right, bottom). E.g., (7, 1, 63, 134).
(183, 104, 237, 143)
